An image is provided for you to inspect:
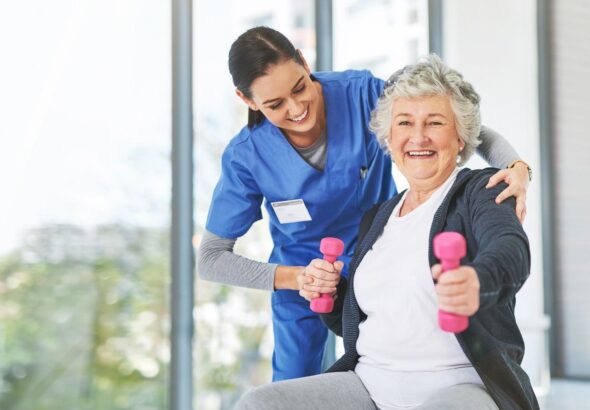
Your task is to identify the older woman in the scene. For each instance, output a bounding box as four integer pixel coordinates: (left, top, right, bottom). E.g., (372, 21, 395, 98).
(235, 55, 538, 410)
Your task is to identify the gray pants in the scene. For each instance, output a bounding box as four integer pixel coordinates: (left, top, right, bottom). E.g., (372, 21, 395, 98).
(234, 371, 499, 410)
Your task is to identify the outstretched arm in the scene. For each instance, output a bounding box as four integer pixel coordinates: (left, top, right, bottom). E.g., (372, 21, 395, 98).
(468, 175, 531, 309)
(430, 175, 530, 315)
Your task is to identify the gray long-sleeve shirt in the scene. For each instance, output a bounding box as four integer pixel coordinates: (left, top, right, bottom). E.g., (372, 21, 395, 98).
(196, 125, 519, 291)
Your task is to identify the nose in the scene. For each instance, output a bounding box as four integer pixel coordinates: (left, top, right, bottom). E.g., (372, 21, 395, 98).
(408, 124, 429, 145)
(287, 98, 305, 116)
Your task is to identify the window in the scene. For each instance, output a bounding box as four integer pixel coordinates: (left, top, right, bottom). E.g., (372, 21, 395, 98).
(334, 0, 428, 78)
(0, 1, 171, 409)
(333, 0, 429, 194)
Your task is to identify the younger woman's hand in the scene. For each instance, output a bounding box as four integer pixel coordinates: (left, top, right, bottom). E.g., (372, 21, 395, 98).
(486, 162, 530, 223)
(297, 259, 343, 302)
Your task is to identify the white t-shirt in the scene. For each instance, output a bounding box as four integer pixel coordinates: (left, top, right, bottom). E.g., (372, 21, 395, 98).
(354, 169, 483, 409)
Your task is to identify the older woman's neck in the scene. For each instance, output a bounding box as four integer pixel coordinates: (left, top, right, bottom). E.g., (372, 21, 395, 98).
(400, 187, 439, 216)
(401, 168, 456, 216)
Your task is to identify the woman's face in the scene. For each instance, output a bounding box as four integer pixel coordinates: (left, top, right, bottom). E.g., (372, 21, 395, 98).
(238, 57, 323, 142)
(388, 95, 465, 190)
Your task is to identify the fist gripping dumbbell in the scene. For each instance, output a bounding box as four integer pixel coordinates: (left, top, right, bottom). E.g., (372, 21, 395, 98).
(433, 231, 469, 333)
(310, 237, 344, 314)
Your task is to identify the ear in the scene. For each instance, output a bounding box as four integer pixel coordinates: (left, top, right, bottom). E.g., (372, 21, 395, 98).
(386, 138, 396, 163)
(297, 49, 312, 75)
(384, 136, 392, 151)
(235, 88, 258, 111)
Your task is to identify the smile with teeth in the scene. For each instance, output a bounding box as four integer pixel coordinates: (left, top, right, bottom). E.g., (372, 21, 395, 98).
(289, 109, 308, 123)
(407, 150, 435, 158)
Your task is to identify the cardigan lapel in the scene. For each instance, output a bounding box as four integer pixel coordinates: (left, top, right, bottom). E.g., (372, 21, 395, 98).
(349, 195, 402, 276)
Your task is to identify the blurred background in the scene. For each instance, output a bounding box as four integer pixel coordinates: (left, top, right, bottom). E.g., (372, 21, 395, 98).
(0, 0, 588, 409)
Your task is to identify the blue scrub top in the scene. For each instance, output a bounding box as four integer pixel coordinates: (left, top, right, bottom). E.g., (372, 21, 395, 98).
(206, 70, 397, 303)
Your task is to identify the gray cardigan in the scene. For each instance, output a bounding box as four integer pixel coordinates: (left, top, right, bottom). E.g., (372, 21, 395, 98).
(321, 168, 539, 410)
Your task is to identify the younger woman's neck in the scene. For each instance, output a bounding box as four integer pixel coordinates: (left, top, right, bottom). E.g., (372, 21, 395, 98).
(287, 128, 323, 148)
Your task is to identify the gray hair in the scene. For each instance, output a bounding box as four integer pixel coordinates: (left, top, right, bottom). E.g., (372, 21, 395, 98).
(370, 54, 481, 165)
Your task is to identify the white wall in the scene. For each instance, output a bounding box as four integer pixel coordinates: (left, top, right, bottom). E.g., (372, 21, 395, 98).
(443, 0, 549, 394)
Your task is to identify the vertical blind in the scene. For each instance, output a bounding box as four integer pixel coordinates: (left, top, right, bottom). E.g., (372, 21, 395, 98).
(551, 0, 590, 378)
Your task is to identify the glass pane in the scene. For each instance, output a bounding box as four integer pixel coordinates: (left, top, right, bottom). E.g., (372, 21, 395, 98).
(193, 1, 315, 409)
(333, 0, 430, 193)
(0, 2, 171, 409)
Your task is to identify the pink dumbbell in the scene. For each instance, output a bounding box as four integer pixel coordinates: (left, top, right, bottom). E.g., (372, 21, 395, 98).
(433, 231, 469, 333)
(310, 237, 345, 313)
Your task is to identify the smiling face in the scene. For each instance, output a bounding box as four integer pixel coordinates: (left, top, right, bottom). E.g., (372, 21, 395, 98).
(236, 57, 324, 145)
(389, 95, 465, 191)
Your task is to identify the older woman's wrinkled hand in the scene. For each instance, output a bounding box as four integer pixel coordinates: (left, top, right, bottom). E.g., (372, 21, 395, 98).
(297, 259, 343, 302)
(486, 162, 530, 223)
(431, 264, 480, 316)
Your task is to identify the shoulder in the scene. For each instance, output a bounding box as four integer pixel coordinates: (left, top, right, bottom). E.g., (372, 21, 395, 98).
(224, 121, 274, 157)
(458, 167, 498, 185)
(458, 167, 502, 191)
(314, 69, 382, 87)
(453, 167, 511, 205)
(224, 125, 250, 148)
(226, 122, 266, 146)
(219, 126, 260, 173)
(315, 70, 385, 111)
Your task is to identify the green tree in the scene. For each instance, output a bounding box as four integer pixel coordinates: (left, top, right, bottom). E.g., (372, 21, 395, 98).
(0, 224, 169, 410)
(0, 222, 273, 410)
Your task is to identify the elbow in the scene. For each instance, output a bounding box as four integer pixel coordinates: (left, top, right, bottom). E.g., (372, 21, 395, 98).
(196, 247, 215, 282)
(515, 237, 532, 287)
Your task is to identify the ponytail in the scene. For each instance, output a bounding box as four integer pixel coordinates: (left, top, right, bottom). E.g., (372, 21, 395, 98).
(248, 108, 266, 128)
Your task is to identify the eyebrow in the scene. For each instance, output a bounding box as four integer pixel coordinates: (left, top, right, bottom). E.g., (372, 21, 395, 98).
(394, 113, 447, 118)
(262, 76, 305, 105)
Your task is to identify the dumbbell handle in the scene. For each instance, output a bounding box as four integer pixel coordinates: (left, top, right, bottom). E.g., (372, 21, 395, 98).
(310, 237, 344, 314)
(434, 232, 469, 333)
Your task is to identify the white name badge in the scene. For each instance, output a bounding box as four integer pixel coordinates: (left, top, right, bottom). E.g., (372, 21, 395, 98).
(271, 199, 312, 224)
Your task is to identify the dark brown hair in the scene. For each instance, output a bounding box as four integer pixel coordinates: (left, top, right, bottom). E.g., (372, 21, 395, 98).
(228, 26, 304, 128)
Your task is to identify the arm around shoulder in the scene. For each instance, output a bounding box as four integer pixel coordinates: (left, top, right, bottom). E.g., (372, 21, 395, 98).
(476, 125, 520, 168)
